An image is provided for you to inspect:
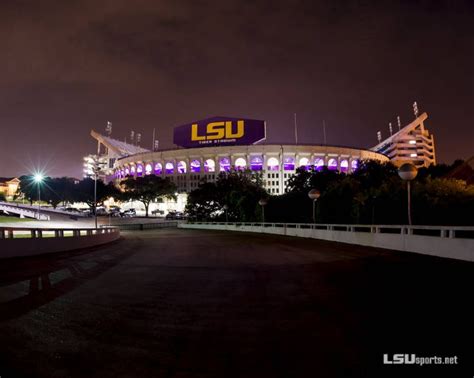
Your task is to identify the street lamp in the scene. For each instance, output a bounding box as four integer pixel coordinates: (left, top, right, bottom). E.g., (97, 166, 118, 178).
(258, 198, 268, 224)
(223, 204, 229, 223)
(398, 163, 418, 226)
(308, 189, 320, 223)
(33, 173, 44, 220)
(83, 155, 107, 229)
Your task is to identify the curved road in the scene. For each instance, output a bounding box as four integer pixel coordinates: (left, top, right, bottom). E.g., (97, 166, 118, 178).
(0, 229, 472, 377)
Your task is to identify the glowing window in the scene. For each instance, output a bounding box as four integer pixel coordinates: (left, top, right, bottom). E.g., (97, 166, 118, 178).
(299, 157, 310, 169)
(219, 157, 230, 172)
(165, 162, 174, 174)
(340, 160, 349, 173)
(267, 157, 279, 171)
(125, 168, 130, 176)
(177, 161, 187, 174)
(328, 158, 338, 170)
(250, 156, 263, 171)
(154, 163, 162, 175)
(283, 157, 295, 171)
(190, 159, 201, 173)
(235, 158, 246, 170)
(205, 159, 215, 172)
(130, 166, 136, 174)
(313, 158, 324, 170)
(351, 160, 359, 170)
(145, 164, 152, 175)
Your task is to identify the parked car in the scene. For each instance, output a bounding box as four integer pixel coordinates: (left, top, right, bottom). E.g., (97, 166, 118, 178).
(151, 209, 164, 216)
(108, 206, 121, 217)
(165, 211, 186, 220)
(96, 207, 107, 216)
(120, 208, 136, 217)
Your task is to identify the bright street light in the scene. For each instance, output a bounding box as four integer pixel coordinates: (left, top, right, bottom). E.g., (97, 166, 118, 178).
(32, 172, 45, 220)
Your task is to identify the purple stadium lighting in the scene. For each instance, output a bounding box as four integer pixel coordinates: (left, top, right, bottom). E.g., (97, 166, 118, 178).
(250, 156, 263, 171)
(154, 163, 162, 175)
(190, 160, 201, 173)
(219, 157, 230, 172)
(165, 162, 174, 174)
(283, 157, 295, 171)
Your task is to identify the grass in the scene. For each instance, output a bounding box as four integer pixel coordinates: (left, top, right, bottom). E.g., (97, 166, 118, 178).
(0, 216, 35, 223)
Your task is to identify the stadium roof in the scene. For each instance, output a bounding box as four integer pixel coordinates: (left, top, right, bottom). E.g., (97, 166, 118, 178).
(91, 130, 150, 157)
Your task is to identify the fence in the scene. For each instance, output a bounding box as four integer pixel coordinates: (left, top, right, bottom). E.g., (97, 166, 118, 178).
(179, 222, 474, 262)
(0, 226, 120, 259)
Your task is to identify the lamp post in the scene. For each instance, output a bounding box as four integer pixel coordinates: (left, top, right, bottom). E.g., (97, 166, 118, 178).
(223, 204, 229, 223)
(33, 173, 44, 220)
(398, 163, 418, 226)
(308, 189, 320, 223)
(84, 155, 106, 229)
(258, 198, 268, 224)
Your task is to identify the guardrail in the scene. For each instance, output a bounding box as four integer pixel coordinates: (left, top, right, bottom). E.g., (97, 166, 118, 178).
(0, 226, 120, 259)
(0, 201, 87, 218)
(180, 222, 474, 262)
(105, 221, 179, 231)
(0, 203, 50, 220)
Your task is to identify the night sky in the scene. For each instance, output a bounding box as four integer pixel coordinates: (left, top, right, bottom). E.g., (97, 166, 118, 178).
(0, 0, 472, 178)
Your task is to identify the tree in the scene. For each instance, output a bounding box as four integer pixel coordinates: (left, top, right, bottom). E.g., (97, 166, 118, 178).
(73, 178, 119, 212)
(120, 176, 177, 217)
(42, 177, 77, 208)
(16, 175, 42, 204)
(186, 169, 266, 221)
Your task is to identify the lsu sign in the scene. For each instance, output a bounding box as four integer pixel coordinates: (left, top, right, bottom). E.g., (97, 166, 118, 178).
(173, 116, 266, 148)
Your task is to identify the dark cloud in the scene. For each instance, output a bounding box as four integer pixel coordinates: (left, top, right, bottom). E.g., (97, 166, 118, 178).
(0, 0, 472, 177)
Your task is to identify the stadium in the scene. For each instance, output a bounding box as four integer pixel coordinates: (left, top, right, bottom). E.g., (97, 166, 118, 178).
(91, 116, 390, 197)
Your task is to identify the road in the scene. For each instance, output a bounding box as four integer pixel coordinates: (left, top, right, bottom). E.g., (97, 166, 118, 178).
(0, 228, 472, 377)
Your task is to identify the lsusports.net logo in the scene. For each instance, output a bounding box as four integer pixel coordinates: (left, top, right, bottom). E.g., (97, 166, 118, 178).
(383, 354, 459, 366)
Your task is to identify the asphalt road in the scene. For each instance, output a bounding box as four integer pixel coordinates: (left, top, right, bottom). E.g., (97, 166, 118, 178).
(0, 229, 472, 378)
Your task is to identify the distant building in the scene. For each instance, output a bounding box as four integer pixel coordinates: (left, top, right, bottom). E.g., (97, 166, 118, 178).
(0, 177, 20, 199)
(371, 112, 436, 168)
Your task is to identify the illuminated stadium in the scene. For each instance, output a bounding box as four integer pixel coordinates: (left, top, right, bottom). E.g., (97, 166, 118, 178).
(91, 116, 389, 196)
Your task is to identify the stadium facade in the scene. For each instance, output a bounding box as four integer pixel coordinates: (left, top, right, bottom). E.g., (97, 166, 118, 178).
(91, 116, 389, 196)
(89, 112, 436, 213)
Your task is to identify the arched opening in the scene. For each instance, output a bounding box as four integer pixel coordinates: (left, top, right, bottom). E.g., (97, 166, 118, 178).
(130, 166, 136, 175)
(328, 158, 338, 170)
(165, 162, 174, 174)
(190, 159, 201, 173)
(340, 160, 349, 173)
(125, 168, 130, 176)
(351, 160, 359, 171)
(154, 163, 162, 175)
(267, 157, 279, 171)
(136, 164, 143, 176)
(313, 157, 324, 171)
(145, 164, 153, 175)
(299, 157, 310, 170)
(177, 161, 187, 174)
(219, 157, 230, 172)
(204, 159, 215, 173)
(234, 157, 246, 170)
(283, 157, 295, 171)
(250, 156, 263, 171)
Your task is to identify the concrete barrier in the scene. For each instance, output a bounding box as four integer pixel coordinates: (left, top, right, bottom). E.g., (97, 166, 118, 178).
(179, 222, 474, 262)
(0, 227, 120, 259)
